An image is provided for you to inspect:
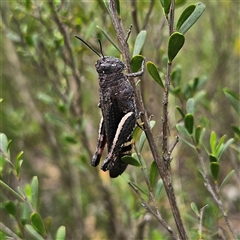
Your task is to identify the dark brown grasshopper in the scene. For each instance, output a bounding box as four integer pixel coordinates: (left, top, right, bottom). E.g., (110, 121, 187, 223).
(75, 36, 144, 178)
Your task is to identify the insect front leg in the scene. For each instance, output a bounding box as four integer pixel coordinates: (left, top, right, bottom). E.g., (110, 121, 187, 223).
(101, 112, 136, 172)
(91, 117, 107, 167)
(126, 58, 145, 78)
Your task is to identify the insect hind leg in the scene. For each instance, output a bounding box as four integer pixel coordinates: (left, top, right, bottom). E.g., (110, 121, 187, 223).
(101, 112, 136, 177)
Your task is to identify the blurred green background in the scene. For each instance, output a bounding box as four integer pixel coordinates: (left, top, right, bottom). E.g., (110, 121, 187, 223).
(1, 1, 239, 239)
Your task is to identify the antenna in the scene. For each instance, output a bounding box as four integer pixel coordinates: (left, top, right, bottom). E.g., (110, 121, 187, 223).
(75, 36, 101, 58)
(98, 38, 105, 59)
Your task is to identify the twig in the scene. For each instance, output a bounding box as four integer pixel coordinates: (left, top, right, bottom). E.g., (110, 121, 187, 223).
(125, 24, 133, 42)
(130, 0, 140, 34)
(142, 0, 155, 30)
(108, 0, 188, 239)
(0, 222, 22, 240)
(197, 150, 237, 239)
(169, 135, 179, 155)
(128, 182, 180, 240)
(198, 204, 208, 239)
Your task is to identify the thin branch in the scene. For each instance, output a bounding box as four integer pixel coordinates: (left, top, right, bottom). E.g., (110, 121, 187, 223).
(198, 204, 208, 239)
(130, 0, 140, 34)
(0, 222, 22, 240)
(197, 150, 237, 240)
(128, 182, 180, 240)
(142, 0, 155, 30)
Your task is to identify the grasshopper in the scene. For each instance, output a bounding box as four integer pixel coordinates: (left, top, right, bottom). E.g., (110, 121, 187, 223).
(75, 36, 144, 177)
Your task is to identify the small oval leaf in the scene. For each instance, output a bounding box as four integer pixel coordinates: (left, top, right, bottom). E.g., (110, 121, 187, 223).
(96, 25, 122, 53)
(26, 224, 45, 240)
(223, 88, 240, 115)
(209, 154, 218, 163)
(210, 131, 217, 153)
(133, 30, 147, 56)
(149, 161, 158, 189)
(176, 106, 185, 119)
(154, 178, 163, 200)
(0, 133, 8, 156)
(30, 212, 47, 237)
(147, 61, 164, 89)
(4, 201, 16, 216)
(176, 123, 191, 138)
(163, 0, 172, 15)
(184, 113, 194, 135)
(186, 98, 194, 115)
(121, 155, 141, 167)
(176, 4, 196, 30)
(178, 2, 206, 34)
(210, 162, 219, 183)
(55, 226, 66, 240)
(130, 55, 144, 73)
(190, 202, 199, 217)
(168, 32, 185, 62)
(219, 170, 235, 191)
(31, 176, 39, 210)
(195, 125, 203, 146)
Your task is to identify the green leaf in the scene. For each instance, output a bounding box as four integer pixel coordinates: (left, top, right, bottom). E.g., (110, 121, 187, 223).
(149, 161, 158, 189)
(214, 135, 226, 157)
(217, 138, 234, 160)
(178, 136, 195, 149)
(130, 55, 144, 73)
(30, 212, 47, 237)
(176, 4, 196, 30)
(195, 125, 203, 146)
(184, 113, 194, 135)
(121, 155, 141, 167)
(219, 170, 235, 191)
(132, 125, 142, 141)
(223, 88, 240, 115)
(31, 176, 39, 210)
(15, 151, 24, 178)
(210, 131, 217, 153)
(176, 106, 185, 119)
(115, 0, 120, 15)
(186, 98, 194, 115)
(209, 154, 218, 163)
(147, 61, 164, 89)
(168, 32, 185, 62)
(96, 26, 121, 53)
(231, 124, 240, 137)
(176, 123, 191, 138)
(25, 224, 45, 240)
(4, 201, 16, 216)
(138, 120, 155, 152)
(162, 0, 172, 15)
(128, 181, 148, 196)
(193, 90, 206, 103)
(37, 92, 54, 105)
(133, 30, 147, 56)
(177, 2, 206, 34)
(154, 178, 163, 201)
(190, 202, 199, 217)
(102, 0, 110, 15)
(55, 226, 66, 240)
(0, 133, 8, 156)
(63, 134, 77, 144)
(210, 162, 219, 183)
